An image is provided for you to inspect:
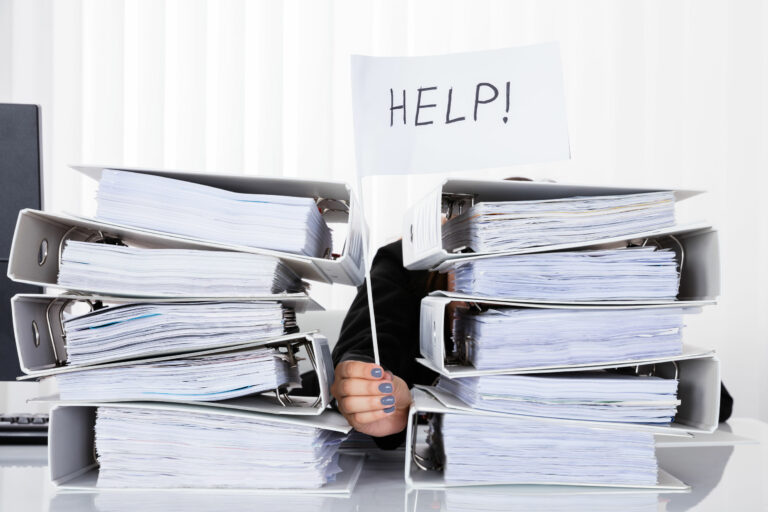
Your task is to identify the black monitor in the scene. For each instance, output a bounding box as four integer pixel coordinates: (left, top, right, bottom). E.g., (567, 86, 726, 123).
(0, 104, 44, 380)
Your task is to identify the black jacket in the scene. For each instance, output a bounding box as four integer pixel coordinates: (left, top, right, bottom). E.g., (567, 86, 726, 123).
(331, 239, 733, 449)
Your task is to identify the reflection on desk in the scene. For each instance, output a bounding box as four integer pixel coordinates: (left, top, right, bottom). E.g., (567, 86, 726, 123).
(0, 418, 765, 512)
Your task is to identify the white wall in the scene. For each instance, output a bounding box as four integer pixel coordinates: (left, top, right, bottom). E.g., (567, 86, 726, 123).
(0, 0, 766, 420)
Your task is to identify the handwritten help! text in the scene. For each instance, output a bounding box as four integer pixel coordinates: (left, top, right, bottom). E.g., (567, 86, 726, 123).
(389, 82, 513, 127)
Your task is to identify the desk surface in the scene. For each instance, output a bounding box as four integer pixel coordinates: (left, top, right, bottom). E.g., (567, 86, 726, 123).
(0, 417, 765, 512)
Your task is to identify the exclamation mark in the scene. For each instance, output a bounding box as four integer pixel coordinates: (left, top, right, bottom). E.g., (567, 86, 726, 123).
(503, 81, 510, 124)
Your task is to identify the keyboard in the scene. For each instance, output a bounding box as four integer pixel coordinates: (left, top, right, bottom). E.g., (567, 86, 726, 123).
(0, 413, 49, 444)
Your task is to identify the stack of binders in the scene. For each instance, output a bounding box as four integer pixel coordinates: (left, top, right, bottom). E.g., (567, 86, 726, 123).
(402, 178, 722, 491)
(6, 166, 367, 493)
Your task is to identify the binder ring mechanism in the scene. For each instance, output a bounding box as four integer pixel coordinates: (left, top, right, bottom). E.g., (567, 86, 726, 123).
(39, 223, 119, 365)
(46, 226, 325, 408)
(410, 412, 444, 472)
(272, 337, 324, 408)
(634, 360, 679, 381)
(447, 301, 484, 367)
(316, 197, 351, 260)
(39, 302, 323, 409)
(43, 297, 105, 366)
(442, 193, 477, 220)
(630, 234, 685, 289)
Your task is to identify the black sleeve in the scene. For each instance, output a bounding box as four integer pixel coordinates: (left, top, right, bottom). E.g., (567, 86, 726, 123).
(333, 240, 431, 381)
(332, 240, 437, 449)
(719, 383, 734, 423)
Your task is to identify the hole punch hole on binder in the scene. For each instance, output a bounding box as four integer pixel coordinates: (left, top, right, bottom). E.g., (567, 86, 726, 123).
(37, 238, 48, 266)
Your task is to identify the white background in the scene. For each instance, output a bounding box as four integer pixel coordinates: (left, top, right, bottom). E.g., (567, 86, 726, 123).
(0, 0, 766, 423)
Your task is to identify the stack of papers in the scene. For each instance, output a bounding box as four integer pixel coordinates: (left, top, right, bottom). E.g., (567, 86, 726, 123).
(63, 301, 295, 366)
(56, 347, 298, 401)
(96, 170, 334, 257)
(436, 372, 679, 423)
(94, 407, 344, 488)
(442, 191, 676, 253)
(58, 241, 306, 297)
(438, 413, 658, 486)
(453, 307, 686, 370)
(448, 247, 679, 301)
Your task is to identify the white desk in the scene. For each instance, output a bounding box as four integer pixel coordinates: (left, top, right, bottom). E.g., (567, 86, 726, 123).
(0, 418, 765, 512)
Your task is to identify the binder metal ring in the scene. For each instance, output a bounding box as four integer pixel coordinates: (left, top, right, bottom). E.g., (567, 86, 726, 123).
(31, 320, 40, 348)
(302, 341, 323, 408)
(315, 197, 350, 214)
(633, 234, 685, 291)
(271, 336, 325, 408)
(633, 360, 679, 380)
(42, 297, 103, 365)
(442, 193, 476, 220)
(57, 227, 128, 271)
(410, 412, 443, 472)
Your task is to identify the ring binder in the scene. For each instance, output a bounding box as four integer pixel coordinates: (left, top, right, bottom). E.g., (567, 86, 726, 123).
(404, 388, 692, 490)
(71, 165, 367, 285)
(403, 177, 704, 270)
(28, 333, 336, 416)
(9, 208, 364, 287)
(12, 293, 321, 375)
(47, 403, 363, 493)
(421, 295, 712, 378)
(418, 346, 721, 435)
(432, 226, 719, 306)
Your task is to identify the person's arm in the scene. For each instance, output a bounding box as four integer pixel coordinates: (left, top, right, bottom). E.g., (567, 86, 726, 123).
(331, 241, 432, 448)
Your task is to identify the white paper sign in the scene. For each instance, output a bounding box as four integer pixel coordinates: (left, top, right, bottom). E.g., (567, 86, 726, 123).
(351, 43, 570, 176)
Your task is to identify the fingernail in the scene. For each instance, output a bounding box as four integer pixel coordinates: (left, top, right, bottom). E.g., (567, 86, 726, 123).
(383, 406, 395, 414)
(378, 383, 393, 393)
(371, 368, 382, 378)
(381, 395, 395, 406)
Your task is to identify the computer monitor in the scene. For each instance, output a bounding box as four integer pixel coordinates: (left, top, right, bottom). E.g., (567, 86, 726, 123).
(0, 103, 44, 381)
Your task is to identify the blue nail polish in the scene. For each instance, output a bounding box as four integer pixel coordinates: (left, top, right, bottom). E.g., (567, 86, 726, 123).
(381, 395, 395, 406)
(379, 383, 393, 393)
(371, 368, 382, 378)
(383, 406, 395, 414)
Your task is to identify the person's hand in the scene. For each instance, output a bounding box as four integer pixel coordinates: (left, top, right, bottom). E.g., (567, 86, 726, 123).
(331, 360, 412, 438)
